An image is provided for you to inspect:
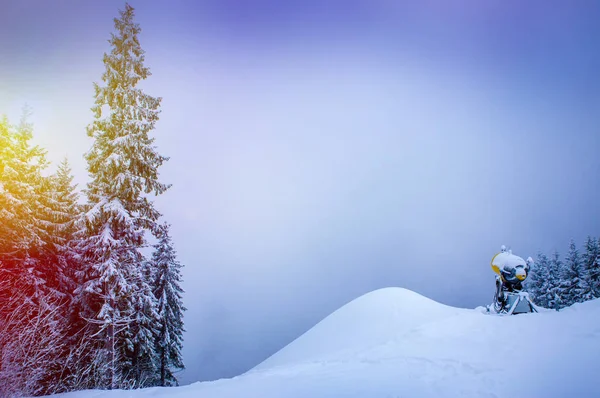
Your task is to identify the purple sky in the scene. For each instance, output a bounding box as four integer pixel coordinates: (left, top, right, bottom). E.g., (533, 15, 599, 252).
(2, 0, 600, 384)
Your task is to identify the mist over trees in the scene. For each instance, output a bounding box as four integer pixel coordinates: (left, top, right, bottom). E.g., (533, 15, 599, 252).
(0, 4, 185, 396)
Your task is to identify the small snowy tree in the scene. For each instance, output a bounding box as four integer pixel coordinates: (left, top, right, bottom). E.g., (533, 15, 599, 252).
(76, 2, 169, 389)
(559, 240, 586, 306)
(527, 252, 550, 308)
(50, 157, 81, 296)
(581, 236, 600, 299)
(547, 251, 565, 310)
(51, 158, 80, 244)
(35, 157, 81, 298)
(150, 223, 186, 386)
(128, 266, 161, 388)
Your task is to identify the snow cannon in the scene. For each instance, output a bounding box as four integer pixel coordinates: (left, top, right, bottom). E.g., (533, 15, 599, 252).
(491, 250, 530, 284)
(489, 247, 538, 314)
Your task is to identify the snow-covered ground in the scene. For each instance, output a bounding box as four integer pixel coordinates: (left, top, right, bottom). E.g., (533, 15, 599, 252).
(56, 288, 600, 398)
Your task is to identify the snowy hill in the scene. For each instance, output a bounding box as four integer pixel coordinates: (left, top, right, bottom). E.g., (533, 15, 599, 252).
(57, 288, 600, 398)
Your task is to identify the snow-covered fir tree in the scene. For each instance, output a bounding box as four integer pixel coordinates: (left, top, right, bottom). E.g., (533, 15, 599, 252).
(0, 114, 72, 396)
(35, 157, 81, 300)
(129, 263, 162, 387)
(52, 158, 80, 244)
(547, 251, 564, 309)
(38, 158, 85, 394)
(0, 112, 47, 266)
(527, 252, 550, 308)
(0, 111, 50, 300)
(150, 223, 186, 386)
(22, 121, 80, 395)
(581, 236, 600, 299)
(558, 240, 586, 307)
(48, 157, 81, 300)
(76, 3, 169, 389)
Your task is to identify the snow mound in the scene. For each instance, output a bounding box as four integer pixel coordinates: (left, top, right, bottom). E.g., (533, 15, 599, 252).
(254, 287, 466, 369)
(56, 288, 600, 398)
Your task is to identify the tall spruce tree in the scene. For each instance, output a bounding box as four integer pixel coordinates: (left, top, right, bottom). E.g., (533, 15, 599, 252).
(150, 223, 185, 386)
(76, 3, 169, 389)
(559, 240, 586, 306)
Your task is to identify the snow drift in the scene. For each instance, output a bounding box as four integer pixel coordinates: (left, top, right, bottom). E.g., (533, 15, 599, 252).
(56, 288, 600, 398)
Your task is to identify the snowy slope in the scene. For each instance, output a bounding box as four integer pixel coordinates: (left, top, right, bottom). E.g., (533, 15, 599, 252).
(56, 288, 600, 398)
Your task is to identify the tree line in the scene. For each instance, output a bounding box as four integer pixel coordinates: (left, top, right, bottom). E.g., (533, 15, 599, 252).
(527, 237, 600, 310)
(0, 4, 185, 396)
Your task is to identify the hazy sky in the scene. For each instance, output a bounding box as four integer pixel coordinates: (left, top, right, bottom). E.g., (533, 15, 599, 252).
(2, 0, 600, 384)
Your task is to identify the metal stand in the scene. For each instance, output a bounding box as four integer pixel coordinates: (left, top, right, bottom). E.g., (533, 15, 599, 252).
(503, 291, 538, 315)
(491, 275, 539, 315)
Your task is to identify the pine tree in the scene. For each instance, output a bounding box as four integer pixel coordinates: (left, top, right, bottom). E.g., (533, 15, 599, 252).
(150, 223, 186, 386)
(547, 251, 564, 310)
(128, 264, 161, 388)
(559, 240, 586, 307)
(0, 113, 72, 396)
(52, 158, 80, 242)
(35, 157, 81, 298)
(17, 116, 82, 395)
(528, 252, 550, 308)
(50, 157, 81, 299)
(0, 114, 45, 396)
(0, 112, 46, 265)
(582, 236, 600, 299)
(76, 3, 169, 389)
(0, 111, 53, 307)
(37, 158, 84, 394)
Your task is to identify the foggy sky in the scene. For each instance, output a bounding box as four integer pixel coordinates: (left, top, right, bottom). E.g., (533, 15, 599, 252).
(2, 0, 600, 384)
